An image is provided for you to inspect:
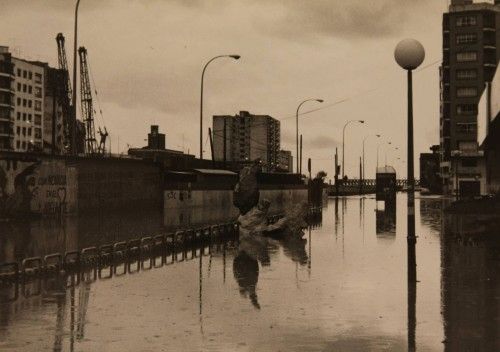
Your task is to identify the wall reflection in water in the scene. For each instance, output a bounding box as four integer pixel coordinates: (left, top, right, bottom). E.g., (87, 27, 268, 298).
(375, 200, 396, 237)
(0, 210, 165, 264)
(441, 212, 500, 351)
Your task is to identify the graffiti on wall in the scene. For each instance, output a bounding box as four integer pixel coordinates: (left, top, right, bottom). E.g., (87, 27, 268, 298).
(0, 159, 68, 217)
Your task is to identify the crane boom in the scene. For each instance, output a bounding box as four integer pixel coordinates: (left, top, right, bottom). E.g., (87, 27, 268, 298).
(55, 33, 73, 152)
(78, 46, 97, 154)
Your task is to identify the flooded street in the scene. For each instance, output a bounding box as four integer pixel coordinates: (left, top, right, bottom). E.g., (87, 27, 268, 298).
(1, 194, 499, 351)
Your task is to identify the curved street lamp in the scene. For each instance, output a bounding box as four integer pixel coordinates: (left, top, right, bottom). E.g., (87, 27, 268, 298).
(342, 119, 364, 179)
(200, 54, 240, 159)
(362, 134, 381, 179)
(395, 38, 425, 287)
(296, 99, 323, 173)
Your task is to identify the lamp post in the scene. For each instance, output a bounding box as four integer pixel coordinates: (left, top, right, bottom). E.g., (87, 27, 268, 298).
(362, 134, 381, 180)
(395, 38, 424, 284)
(71, 0, 81, 155)
(200, 54, 240, 159)
(342, 120, 364, 179)
(296, 99, 323, 173)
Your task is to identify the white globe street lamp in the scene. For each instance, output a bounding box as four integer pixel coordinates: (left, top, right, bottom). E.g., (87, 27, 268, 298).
(394, 38, 424, 286)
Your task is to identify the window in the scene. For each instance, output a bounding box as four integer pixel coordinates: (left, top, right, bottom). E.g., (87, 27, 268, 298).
(456, 51, 477, 62)
(458, 141, 477, 153)
(34, 73, 42, 84)
(17, 97, 21, 105)
(456, 33, 477, 44)
(22, 99, 26, 107)
(456, 104, 477, 115)
(17, 68, 21, 77)
(22, 70, 27, 78)
(34, 128, 41, 139)
(17, 82, 21, 91)
(456, 69, 477, 80)
(34, 100, 41, 111)
(22, 113, 26, 121)
(27, 113, 32, 123)
(22, 84, 26, 93)
(16, 126, 20, 135)
(22, 141, 26, 149)
(457, 87, 477, 97)
(27, 128, 32, 136)
(456, 16, 476, 27)
(22, 127, 26, 136)
(28, 72, 32, 80)
(34, 114, 42, 125)
(34, 86, 42, 98)
(16, 112, 20, 120)
(28, 100, 32, 108)
(462, 158, 477, 167)
(28, 86, 32, 94)
(16, 140, 20, 149)
(457, 122, 476, 134)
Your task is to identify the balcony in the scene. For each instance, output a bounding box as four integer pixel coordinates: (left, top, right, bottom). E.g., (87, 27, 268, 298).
(0, 62, 14, 78)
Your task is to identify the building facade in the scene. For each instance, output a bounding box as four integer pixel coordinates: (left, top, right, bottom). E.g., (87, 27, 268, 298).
(0, 46, 65, 153)
(213, 111, 280, 171)
(478, 64, 500, 193)
(277, 150, 293, 173)
(440, 0, 500, 196)
(420, 145, 442, 194)
(148, 125, 166, 150)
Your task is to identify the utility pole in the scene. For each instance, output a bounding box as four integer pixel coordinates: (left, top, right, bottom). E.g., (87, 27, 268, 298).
(72, 0, 81, 154)
(299, 134, 303, 175)
(208, 128, 214, 167)
(335, 148, 339, 197)
(223, 118, 227, 167)
(359, 156, 363, 194)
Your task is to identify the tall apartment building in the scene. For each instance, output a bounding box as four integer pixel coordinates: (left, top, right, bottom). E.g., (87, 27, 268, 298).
(213, 111, 280, 171)
(0, 46, 65, 153)
(440, 0, 500, 196)
(277, 150, 293, 173)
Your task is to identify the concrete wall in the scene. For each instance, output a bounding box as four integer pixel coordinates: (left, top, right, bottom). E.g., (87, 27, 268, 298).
(0, 153, 162, 216)
(75, 158, 161, 213)
(163, 188, 308, 230)
(0, 157, 77, 216)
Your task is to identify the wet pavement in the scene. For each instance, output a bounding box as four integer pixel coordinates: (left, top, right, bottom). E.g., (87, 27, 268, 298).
(0, 194, 499, 351)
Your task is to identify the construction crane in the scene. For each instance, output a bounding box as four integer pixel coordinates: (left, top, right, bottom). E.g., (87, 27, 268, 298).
(55, 33, 73, 152)
(78, 46, 97, 154)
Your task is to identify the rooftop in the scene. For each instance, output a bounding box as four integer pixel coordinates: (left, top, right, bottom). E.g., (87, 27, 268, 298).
(450, 1, 500, 12)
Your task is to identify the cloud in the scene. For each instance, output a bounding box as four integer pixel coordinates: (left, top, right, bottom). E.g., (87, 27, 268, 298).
(307, 135, 340, 149)
(250, 0, 435, 41)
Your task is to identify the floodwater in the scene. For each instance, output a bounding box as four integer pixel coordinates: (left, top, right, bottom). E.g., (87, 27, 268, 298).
(0, 194, 499, 351)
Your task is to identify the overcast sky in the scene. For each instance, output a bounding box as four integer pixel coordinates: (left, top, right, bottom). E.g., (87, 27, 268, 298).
(1, 0, 453, 178)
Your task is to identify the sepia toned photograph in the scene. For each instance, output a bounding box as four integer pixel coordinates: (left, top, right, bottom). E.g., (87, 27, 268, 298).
(0, 0, 499, 351)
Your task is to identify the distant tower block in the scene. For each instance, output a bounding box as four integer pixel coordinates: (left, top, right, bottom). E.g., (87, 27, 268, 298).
(148, 125, 166, 150)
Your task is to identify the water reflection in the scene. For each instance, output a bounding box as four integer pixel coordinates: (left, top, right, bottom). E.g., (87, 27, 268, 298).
(232, 222, 313, 309)
(233, 250, 260, 309)
(375, 202, 396, 237)
(1, 195, 498, 351)
(0, 210, 164, 263)
(441, 212, 500, 351)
